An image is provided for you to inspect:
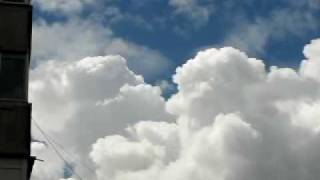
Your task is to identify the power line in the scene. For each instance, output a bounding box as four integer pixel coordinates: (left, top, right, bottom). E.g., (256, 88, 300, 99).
(40, 127, 96, 174)
(32, 119, 84, 180)
(33, 119, 83, 180)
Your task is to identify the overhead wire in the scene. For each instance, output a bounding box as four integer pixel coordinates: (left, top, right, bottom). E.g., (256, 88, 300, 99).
(39, 127, 96, 173)
(32, 118, 84, 180)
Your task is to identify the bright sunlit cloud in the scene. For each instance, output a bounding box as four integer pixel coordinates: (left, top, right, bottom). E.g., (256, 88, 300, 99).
(29, 0, 320, 179)
(31, 38, 320, 180)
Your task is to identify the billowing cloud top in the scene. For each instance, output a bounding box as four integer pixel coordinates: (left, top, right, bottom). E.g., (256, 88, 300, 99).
(30, 38, 320, 180)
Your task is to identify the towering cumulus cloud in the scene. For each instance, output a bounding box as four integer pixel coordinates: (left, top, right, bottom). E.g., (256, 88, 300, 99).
(31, 38, 320, 180)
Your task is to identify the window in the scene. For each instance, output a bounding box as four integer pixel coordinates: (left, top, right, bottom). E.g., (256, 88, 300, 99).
(0, 53, 28, 100)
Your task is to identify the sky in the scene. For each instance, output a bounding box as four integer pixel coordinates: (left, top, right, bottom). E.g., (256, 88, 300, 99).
(31, 0, 320, 83)
(29, 0, 320, 180)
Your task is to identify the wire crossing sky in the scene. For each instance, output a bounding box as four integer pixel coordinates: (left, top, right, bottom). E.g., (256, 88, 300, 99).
(29, 0, 320, 180)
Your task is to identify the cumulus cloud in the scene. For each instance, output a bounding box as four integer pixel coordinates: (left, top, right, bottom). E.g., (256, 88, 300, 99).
(300, 39, 320, 80)
(31, 38, 320, 180)
(30, 55, 173, 179)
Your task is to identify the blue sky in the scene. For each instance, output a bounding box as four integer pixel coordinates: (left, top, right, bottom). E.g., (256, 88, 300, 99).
(32, 0, 320, 85)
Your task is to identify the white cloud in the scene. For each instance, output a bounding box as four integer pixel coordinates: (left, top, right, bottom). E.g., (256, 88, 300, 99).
(90, 135, 165, 179)
(276, 100, 320, 133)
(127, 121, 180, 162)
(32, 18, 171, 78)
(30, 55, 173, 179)
(30, 55, 143, 130)
(32, 19, 112, 63)
(308, 0, 320, 8)
(32, 0, 94, 14)
(91, 39, 320, 180)
(224, 9, 318, 55)
(300, 39, 320, 80)
(31, 38, 320, 180)
(31, 142, 46, 153)
(169, 0, 214, 27)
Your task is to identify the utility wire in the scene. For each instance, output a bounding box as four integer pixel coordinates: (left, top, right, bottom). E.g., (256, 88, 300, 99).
(41, 127, 96, 174)
(32, 119, 83, 180)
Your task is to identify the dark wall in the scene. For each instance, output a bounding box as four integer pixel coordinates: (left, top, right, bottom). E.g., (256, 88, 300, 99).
(2, 0, 28, 2)
(0, 3, 32, 53)
(0, 102, 31, 156)
(0, 54, 28, 100)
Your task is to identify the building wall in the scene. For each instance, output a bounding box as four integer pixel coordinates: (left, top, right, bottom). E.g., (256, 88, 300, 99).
(0, 158, 28, 180)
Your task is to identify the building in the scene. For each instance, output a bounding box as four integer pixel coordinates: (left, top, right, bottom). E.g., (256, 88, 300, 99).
(0, 0, 34, 179)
